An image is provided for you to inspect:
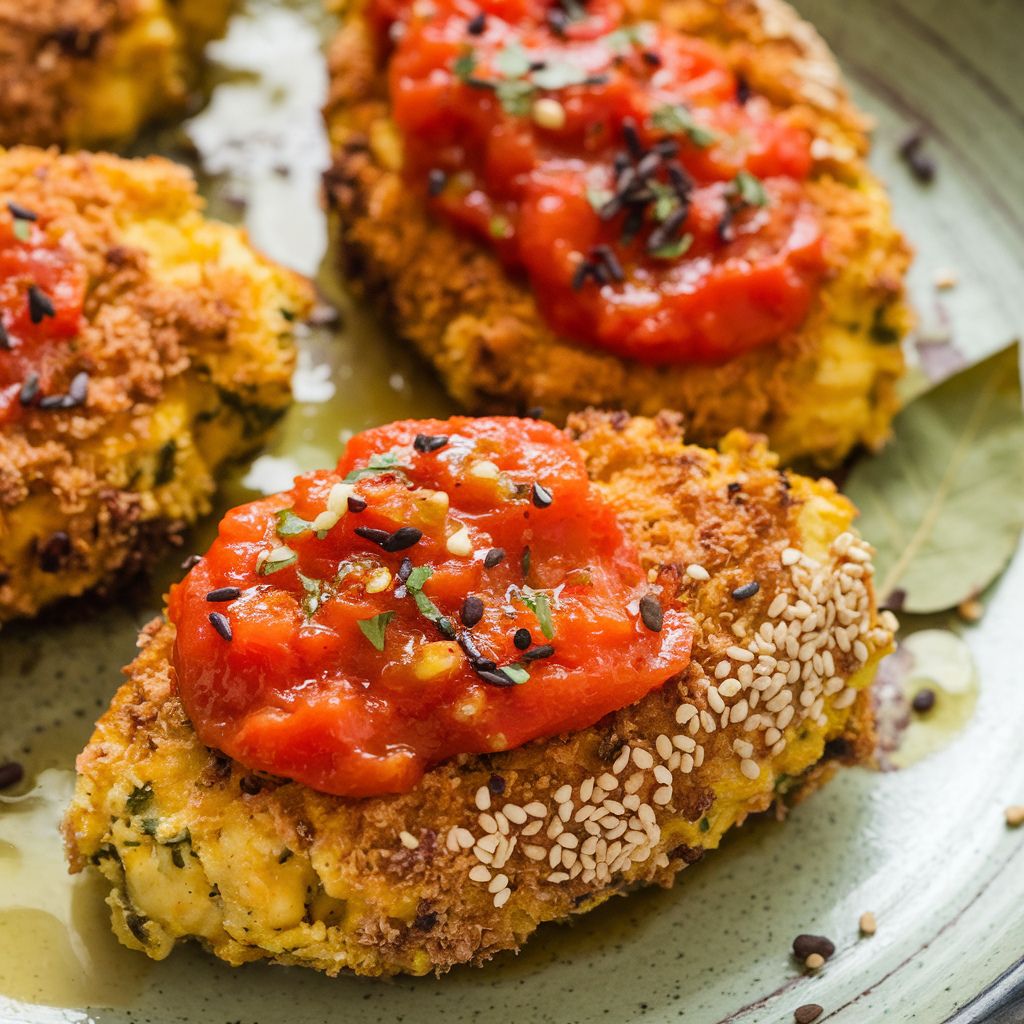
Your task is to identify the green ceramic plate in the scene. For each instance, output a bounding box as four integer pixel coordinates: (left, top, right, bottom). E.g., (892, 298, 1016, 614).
(2, 0, 1023, 1021)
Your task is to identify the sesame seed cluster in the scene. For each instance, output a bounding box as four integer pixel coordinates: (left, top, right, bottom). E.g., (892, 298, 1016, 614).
(409, 531, 896, 910)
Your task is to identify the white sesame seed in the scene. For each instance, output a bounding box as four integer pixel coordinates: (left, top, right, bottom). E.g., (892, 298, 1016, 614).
(612, 746, 631, 774)
(524, 801, 546, 818)
(730, 699, 749, 724)
(694, 745, 705, 767)
(605, 820, 628, 840)
(548, 871, 570, 883)
(446, 828, 461, 852)
(707, 686, 725, 714)
(521, 820, 542, 836)
(700, 709, 717, 733)
(546, 817, 564, 839)
(561, 849, 578, 869)
(494, 811, 510, 834)
(679, 753, 694, 774)
(776, 705, 795, 729)
(532, 96, 567, 130)
(554, 784, 572, 803)
(781, 547, 801, 566)
(399, 830, 419, 849)
(765, 727, 781, 746)
(740, 758, 761, 780)
(653, 786, 673, 805)
(719, 678, 741, 698)
(455, 827, 475, 849)
(672, 734, 695, 753)
(549, 845, 562, 868)
(625, 829, 647, 846)
(727, 645, 755, 662)
(493, 888, 511, 909)
(655, 734, 673, 760)
(487, 873, 509, 894)
(675, 703, 698, 725)
(835, 687, 858, 709)
(636, 803, 656, 828)
(632, 747, 654, 770)
(477, 833, 501, 854)
(574, 804, 596, 823)
(523, 845, 546, 862)
(557, 832, 579, 849)
(558, 801, 573, 822)
(597, 773, 617, 791)
(654, 765, 672, 785)
(686, 563, 710, 580)
(503, 803, 527, 825)
(602, 799, 625, 816)
(771, 738, 786, 756)
(732, 738, 753, 759)
(715, 660, 731, 679)
(853, 639, 870, 663)
(621, 794, 640, 812)
(469, 459, 500, 481)
(624, 771, 644, 794)
(579, 777, 595, 802)
(859, 910, 878, 935)
(479, 813, 498, 834)
(469, 865, 492, 882)
(475, 786, 491, 811)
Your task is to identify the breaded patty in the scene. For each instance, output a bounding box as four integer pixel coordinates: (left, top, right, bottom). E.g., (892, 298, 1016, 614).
(0, 147, 311, 624)
(64, 412, 895, 977)
(324, 0, 911, 466)
(0, 0, 233, 148)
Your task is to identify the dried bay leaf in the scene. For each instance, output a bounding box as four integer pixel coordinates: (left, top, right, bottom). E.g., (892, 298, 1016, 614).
(846, 342, 1024, 612)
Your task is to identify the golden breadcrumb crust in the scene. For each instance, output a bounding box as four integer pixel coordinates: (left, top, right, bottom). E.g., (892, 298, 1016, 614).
(323, 0, 911, 466)
(64, 413, 893, 977)
(0, 0, 233, 148)
(0, 147, 311, 623)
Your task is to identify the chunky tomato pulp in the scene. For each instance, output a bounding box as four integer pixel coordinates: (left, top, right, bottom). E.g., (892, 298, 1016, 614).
(171, 418, 693, 797)
(373, 0, 826, 363)
(0, 213, 86, 424)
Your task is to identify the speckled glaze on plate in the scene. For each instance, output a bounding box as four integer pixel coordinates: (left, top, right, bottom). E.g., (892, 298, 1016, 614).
(1, 0, 1023, 1021)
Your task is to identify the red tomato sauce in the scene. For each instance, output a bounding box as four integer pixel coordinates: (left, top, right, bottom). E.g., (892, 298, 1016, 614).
(170, 417, 693, 797)
(371, 0, 827, 363)
(0, 209, 87, 424)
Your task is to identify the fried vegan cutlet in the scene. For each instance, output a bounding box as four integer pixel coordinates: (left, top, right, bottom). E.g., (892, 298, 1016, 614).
(0, 147, 311, 624)
(64, 412, 895, 977)
(0, 0, 234, 148)
(324, 0, 911, 466)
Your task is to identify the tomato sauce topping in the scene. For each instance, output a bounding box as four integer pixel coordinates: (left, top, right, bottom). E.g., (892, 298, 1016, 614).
(170, 417, 693, 797)
(371, 0, 827, 363)
(0, 205, 87, 424)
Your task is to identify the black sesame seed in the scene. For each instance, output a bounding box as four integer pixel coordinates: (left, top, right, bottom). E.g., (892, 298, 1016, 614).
(208, 611, 233, 642)
(437, 616, 457, 640)
(522, 643, 555, 661)
(622, 117, 642, 159)
(461, 594, 484, 628)
(792, 935, 835, 961)
(466, 11, 486, 34)
(477, 668, 519, 687)
(397, 557, 413, 583)
(572, 259, 596, 291)
(531, 482, 553, 508)
(484, 547, 505, 568)
(487, 773, 506, 795)
(912, 688, 936, 713)
(19, 372, 39, 406)
(27, 284, 55, 324)
(732, 581, 760, 601)
(639, 593, 664, 632)
(521, 546, 531, 578)
(427, 169, 447, 197)
(0, 322, 9, 350)
(459, 633, 496, 672)
(347, 495, 367, 513)
(641, 49, 662, 67)
(413, 433, 449, 453)
(354, 526, 390, 547)
(727, 481, 742, 493)
(7, 201, 37, 222)
(0, 761, 24, 790)
(38, 394, 72, 410)
(736, 72, 751, 105)
(206, 587, 241, 603)
(513, 628, 532, 650)
(382, 526, 423, 552)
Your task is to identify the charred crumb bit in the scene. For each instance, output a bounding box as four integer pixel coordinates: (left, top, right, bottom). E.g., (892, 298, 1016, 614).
(414, 910, 439, 930)
(278, 848, 294, 864)
(206, 587, 241, 603)
(461, 594, 485, 627)
(1005, 806, 1024, 828)
(27, 285, 55, 324)
(727, 481, 742, 494)
(859, 911, 877, 936)
(413, 432, 449, 453)
(641, 49, 661, 67)
(467, 11, 486, 34)
(208, 611, 233, 642)
(19, 372, 40, 406)
(531, 482, 554, 508)
(7, 201, 37, 222)
(792, 934, 835, 961)
(0, 322, 9, 350)
(823, 737, 853, 760)
(125, 913, 149, 944)
(898, 129, 936, 183)
(427, 169, 447, 196)
(513, 627, 532, 650)
(239, 774, 263, 795)
(522, 643, 555, 661)
(639, 593, 664, 632)
(794, 1005, 823, 1024)
(526, 406, 543, 419)
(38, 530, 71, 573)
(347, 495, 368, 513)
(0, 762, 24, 790)
(487, 773, 506, 795)
(181, 554, 202, 571)
(731, 581, 760, 601)
(911, 688, 936, 713)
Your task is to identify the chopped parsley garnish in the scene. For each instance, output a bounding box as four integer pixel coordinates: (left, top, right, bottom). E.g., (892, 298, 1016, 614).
(126, 783, 153, 815)
(489, 214, 513, 239)
(259, 548, 297, 575)
(297, 572, 323, 618)
(141, 817, 159, 837)
(495, 40, 531, 79)
(12, 219, 30, 242)
(516, 587, 556, 640)
(532, 58, 589, 91)
(453, 49, 477, 81)
(358, 611, 395, 652)
(276, 508, 314, 538)
(602, 23, 653, 54)
(502, 664, 531, 685)
(650, 232, 693, 261)
(651, 103, 717, 148)
(587, 187, 613, 213)
(731, 169, 770, 208)
(343, 450, 407, 483)
(496, 78, 534, 116)
(406, 565, 443, 621)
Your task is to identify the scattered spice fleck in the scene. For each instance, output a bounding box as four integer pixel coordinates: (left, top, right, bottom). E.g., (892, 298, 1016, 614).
(1005, 805, 1024, 828)
(911, 688, 936, 713)
(859, 911, 877, 936)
